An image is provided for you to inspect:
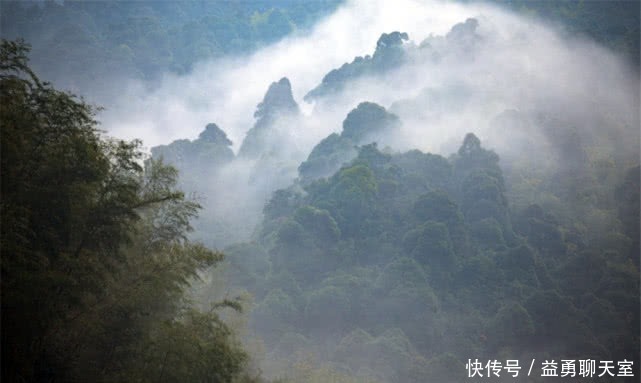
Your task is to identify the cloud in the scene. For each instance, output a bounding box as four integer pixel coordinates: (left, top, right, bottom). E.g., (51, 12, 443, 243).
(97, 0, 639, 250)
(98, 0, 638, 174)
(98, 0, 490, 150)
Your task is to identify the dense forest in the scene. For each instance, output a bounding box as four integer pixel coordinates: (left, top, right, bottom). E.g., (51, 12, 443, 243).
(1, 1, 639, 382)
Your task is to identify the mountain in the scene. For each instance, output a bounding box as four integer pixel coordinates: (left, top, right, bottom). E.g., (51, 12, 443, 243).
(239, 77, 301, 159)
(298, 102, 400, 182)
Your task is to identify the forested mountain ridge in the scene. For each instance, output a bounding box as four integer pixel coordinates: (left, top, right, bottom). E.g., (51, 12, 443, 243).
(239, 77, 301, 159)
(151, 96, 639, 382)
(222, 127, 639, 382)
(139, 20, 639, 383)
(141, 7, 638, 379)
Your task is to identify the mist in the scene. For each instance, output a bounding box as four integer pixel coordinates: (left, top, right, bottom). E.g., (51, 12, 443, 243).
(97, 0, 639, 251)
(103, 0, 639, 380)
(99, 0, 485, 149)
(100, 0, 637, 157)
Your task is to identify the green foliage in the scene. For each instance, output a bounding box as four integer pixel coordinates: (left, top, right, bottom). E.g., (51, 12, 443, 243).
(486, 302, 535, 352)
(470, 218, 506, 250)
(513, 204, 565, 256)
(298, 102, 399, 185)
(334, 328, 427, 382)
(375, 257, 429, 292)
(235, 120, 638, 381)
(253, 289, 300, 344)
(224, 242, 271, 298)
(341, 102, 400, 144)
(0, 0, 341, 88)
(304, 285, 352, 334)
(293, 205, 341, 247)
(403, 220, 455, 283)
(413, 190, 460, 224)
(239, 77, 300, 159)
(305, 32, 409, 100)
(392, 150, 452, 190)
(4, 1, 640, 379)
(128, 308, 248, 383)
(264, 188, 304, 221)
(1, 40, 250, 382)
(320, 164, 379, 236)
(497, 245, 539, 288)
(298, 133, 357, 182)
(151, 122, 234, 189)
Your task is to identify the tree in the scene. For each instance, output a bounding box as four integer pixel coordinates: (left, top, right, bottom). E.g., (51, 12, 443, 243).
(1, 39, 249, 383)
(340, 102, 400, 144)
(326, 164, 379, 236)
(298, 133, 357, 182)
(293, 205, 341, 247)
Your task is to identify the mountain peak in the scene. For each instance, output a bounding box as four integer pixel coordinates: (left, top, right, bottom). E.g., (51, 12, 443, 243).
(342, 102, 400, 143)
(375, 31, 409, 51)
(254, 77, 299, 120)
(304, 32, 409, 101)
(198, 123, 232, 146)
